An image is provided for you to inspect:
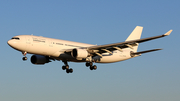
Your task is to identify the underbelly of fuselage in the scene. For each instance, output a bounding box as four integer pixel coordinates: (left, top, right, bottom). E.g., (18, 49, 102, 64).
(57, 51, 132, 63)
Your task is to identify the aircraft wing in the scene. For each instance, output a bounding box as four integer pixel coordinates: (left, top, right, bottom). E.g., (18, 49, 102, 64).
(86, 30, 172, 54)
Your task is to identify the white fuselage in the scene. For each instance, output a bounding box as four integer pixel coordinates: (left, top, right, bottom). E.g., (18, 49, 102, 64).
(8, 35, 134, 63)
(7, 26, 172, 73)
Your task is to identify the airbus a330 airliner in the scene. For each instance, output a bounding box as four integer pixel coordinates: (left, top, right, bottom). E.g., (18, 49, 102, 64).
(7, 26, 172, 73)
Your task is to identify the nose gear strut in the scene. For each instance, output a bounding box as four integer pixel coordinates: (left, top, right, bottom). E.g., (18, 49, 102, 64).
(22, 51, 27, 61)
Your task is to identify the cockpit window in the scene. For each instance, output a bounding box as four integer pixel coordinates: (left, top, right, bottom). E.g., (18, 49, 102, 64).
(11, 37, 20, 40)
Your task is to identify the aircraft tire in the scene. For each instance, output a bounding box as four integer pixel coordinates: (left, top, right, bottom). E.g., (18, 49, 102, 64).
(66, 69, 70, 73)
(69, 68, 73, 73)
(93, 65, 97, 70)
(22, 57, 27, 61)
(66, 68, 73, 73)
(90, 66, 94, 70)
(65, 65, 69, 69)
(86, 62, 90, 67)
(62, 66, 66, 70)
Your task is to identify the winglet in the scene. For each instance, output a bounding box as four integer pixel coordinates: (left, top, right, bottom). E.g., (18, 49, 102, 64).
(164, 29, 173, 36)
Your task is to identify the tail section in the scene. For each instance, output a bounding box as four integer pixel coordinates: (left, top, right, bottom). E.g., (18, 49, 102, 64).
(125, 26, 143, 52)
(126, 26, 143, 41)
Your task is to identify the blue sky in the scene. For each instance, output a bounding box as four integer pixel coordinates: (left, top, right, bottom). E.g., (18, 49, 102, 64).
(1, 0, 180, 101)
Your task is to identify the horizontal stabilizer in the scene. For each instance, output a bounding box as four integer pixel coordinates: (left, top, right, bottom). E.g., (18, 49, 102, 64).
(131, 49, 162, 56)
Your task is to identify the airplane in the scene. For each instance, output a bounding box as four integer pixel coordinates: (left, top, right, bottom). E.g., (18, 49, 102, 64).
(7, 26, 172, 73)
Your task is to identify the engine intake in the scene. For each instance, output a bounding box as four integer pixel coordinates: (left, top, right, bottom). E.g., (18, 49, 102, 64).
(71, 49, 89, 59)
(31, 55, 49, 65)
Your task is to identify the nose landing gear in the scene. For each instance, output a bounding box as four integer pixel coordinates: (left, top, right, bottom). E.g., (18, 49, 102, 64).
(22, 52, 27, 61)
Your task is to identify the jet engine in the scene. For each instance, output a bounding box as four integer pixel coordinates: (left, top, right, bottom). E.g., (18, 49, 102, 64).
(31, 55, 50, 65)
(71, 48, 89, 59)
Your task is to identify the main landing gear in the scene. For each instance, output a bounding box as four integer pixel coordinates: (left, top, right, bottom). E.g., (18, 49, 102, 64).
(86, 62, 97, 70)
(62, 61, 73, 73)
(22, 52, 27, 61)
(61, 61, 97, 73)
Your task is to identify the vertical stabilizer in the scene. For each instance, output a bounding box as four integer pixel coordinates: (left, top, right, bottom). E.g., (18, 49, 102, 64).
(125, 26, 143, 52)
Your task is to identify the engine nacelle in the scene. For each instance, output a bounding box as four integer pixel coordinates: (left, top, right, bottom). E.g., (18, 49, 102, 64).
(71, 48, 89, 59)
(31, 55, 49, 65)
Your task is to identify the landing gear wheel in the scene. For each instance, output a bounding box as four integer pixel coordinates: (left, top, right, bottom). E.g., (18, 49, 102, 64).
(66, 68, 73, 73)
(86, 62, 93, 67)
(62, 66, 66, 70)
(66, 69, 70, 73)
(69, 68, 73, 73)
(22, 57, 27, 61)
(90, 65, 97, 70)
(93, 65, 97, 70)
(90, 66, 94, 70)
(86, 62, 90, 67)
(65, 65, 69, 69)
(62, 65, 69, 70)
(89, 62, 93, 66)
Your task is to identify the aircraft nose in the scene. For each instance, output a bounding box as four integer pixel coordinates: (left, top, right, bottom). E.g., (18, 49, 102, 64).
(7, 40, 12, 46)
(7, 40, 16, 47)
